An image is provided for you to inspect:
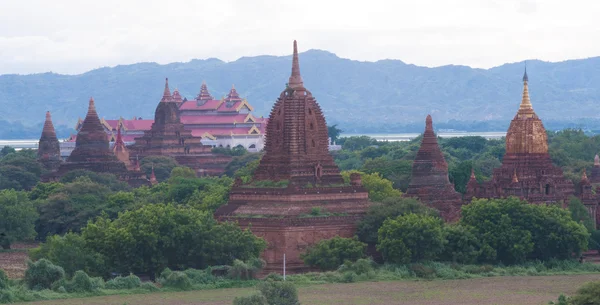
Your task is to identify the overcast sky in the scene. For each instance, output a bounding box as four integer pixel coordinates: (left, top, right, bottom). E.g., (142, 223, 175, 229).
(1, 0, 599, 75)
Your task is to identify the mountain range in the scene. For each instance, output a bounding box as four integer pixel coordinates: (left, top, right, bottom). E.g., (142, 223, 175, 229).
(1, 50, 600, 138)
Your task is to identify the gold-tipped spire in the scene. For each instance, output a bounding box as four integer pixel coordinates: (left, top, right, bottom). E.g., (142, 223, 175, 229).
(594, 154, 599, 166)
(517, 66, 535, 118)
(582, 168, 589, 181)
(512, 169, 519, 183)
(288, 40, 304, 89)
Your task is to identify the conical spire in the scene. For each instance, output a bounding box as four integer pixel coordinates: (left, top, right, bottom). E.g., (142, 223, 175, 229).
(196, 81, 213, 101)
(517, 67, 535, 118)
(150, 166, 157, 184)
(41, 111, 58, 139)
(426, 114, 433, 131)
(68, 97, 114, 163)
(582, 168, 589, 181)
(594, 154, 599, 166)
(470, 168, 476, 180)
(512, 169, 519, 183)
(161, 78, 172, 102)
(288, 40, 304, 89)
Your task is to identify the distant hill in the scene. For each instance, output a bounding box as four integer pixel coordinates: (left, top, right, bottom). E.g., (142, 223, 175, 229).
(1, 50, 600, 137)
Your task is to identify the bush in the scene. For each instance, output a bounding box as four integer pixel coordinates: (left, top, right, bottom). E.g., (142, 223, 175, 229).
(0, 289, 15, 303)
(140, 282, 159, 291)
(409, 263, 436, 279)
(570, 281, 600, 305)
(227, 258, 265, 280)
(258, 281, 300, 305)
(338, 258, 375, 276)
(377, 214, 445, 264)
(233, 293, 268, 305)
(301, 236, 366, 270)
(62, 270, 103, 293)
(24, 259, 65, 290)
(161, 271, 192, 290)
(184, 268, 215, 284)
(441, 224, 481, 264)
(0, 268, 7, 289)
(263, 273, 284, 282)
(105, 274, 141, 289)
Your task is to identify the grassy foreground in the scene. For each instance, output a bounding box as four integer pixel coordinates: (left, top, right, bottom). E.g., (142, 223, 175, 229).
(27, 274, 600, 305)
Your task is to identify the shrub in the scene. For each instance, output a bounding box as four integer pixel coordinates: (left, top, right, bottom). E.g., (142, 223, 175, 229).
(184, 268, 215, 284)
(105, 274, 141, 290)
(300, 236, 366, 270)
(377, 214, 445, 264)
(338, 258, 375, 276)
(233, 293, 268, 305)
(24, 259, 65, 290)
(263, 273, 284, 282)
(0, 289, 15, 303)
(161, 271, 192, 290)
(227, 258, 265, 280)
(257, 281, 300, 305)
(140, 282, 159, 291)
(570, 281, 600, 305)
(0, 268, 7, 289)
(409, 263, 436, 279)
(62, 270, 104, 293)
(589, 230, 600, 252)
(441, 224, 481, 264)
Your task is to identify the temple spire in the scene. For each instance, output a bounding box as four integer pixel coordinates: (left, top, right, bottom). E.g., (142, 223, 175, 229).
(42, 111, 57, 138)
(595, 154, 599, 166)
(87, 97, 98, 117)
(517, 66, 535, 118)
(426, 114, 433, 131)
(115, 124, 124, 145)
(288, 40, 304, 89)
(512, 169, 519, 183)
(470, 168, 476, 180)
(150, 166, 157, 184)
(161, 78, 172, 102)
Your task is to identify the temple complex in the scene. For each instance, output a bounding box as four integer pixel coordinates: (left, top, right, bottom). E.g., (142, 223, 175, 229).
(129, 78, 232, 176)
(37, 111, 62, 171)
(62, 82, 267, 157)
(214, 41, 371, 274)
(466, 69, 575, 204)
(404, 115, 462, 221)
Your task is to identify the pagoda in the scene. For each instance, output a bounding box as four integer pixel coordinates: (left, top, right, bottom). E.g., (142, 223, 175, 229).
(214, 41, 371, 274)
(589, 154, 600, 183)
(466, 69, 575, 204)
(129, 78, 231, 176)
(404, 115, 462, 221)
(576, 169, 598, 229)
(37, 111, 62, 171)
(45, 98, 131, 180)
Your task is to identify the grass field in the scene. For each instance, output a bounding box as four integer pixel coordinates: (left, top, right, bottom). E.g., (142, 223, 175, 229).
(27, 274, 600, 305)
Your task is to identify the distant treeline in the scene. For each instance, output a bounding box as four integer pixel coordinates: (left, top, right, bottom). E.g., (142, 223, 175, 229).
(0, 120, 73, 139)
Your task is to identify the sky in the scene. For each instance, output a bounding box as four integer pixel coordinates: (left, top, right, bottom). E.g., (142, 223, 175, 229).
(1, 0, 599, 75)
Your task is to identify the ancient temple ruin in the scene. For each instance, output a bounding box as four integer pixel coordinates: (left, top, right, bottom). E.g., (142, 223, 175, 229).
(215, 41, 371, 274)
(37, 111, 62, 171)
(404, 115, 462, 221)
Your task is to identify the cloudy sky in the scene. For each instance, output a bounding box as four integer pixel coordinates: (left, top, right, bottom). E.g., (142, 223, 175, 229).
(1, 0, 599, 75)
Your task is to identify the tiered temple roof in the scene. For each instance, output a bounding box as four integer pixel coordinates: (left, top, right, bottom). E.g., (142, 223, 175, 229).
(37, 111, 62, 170)
(214, 41, 371, 274)
(404, 115, 462, 221)
(466, 69, 575, 204)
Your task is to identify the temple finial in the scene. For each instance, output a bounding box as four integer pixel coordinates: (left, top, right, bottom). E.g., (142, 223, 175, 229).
(46, 111, 51, 119)
(288, 40, 304, 89)
(582, 168, 588, 181)
(425, 114, 433, 131)
(162, 77, 172, 101)
(88, 97, 96, 112)
(517, 68, 534, 117)
(523, 62, 528, 82)
(470, 168, 476, 179)
(512, 169, 519, 183)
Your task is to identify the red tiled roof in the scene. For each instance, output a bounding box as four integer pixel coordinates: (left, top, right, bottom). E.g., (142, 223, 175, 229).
(217, 101, 242, 112)
(190, 127, 260, 137)
(179, 100, 222, 110)
(180, 114, 253, 124)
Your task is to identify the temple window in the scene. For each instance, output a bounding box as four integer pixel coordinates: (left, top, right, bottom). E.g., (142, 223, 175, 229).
(308, 108, 312, 115)
(310, 122, 314, 130)
(311, 139, 315, 147)
(545, 184, 550, 195)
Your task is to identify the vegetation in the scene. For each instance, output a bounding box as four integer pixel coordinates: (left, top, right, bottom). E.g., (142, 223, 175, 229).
(550, 281, 600, 305)
(0, 190, 37, 249)
(300, 237, 366, 271)
(341, 171, 402, 201)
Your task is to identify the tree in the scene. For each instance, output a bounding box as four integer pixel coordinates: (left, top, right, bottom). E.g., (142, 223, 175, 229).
(59, 169, 129, 192)
(0, 189, 38, 249)
(568, 196, 595, 232)
(140, 156, 178, 182)
(341, 171, 402, 202)
(29, 182, 64, 201)
(0, 146, 15, 157)
(0, 165, 39, 191)
(361, 158, 412, 191)
(300, 236, 366, 270)
(440, 224, 481, 264)
(570, 281, 600, 305)
(356, 197, 439, 244)
(82, 204, 267, 277)
(169, 166, 197, 180)
(257, 281, 300, 305)
(226, 153, 262, 178)
(327, 124, 343, 144)
(448, 160, 473, 194)
(36, 177, 113, 239)
(377, 213, 445, 264)
(187, 177, 232, 212)
(461, 197, 589, 263)
(341, 136, 378, 151)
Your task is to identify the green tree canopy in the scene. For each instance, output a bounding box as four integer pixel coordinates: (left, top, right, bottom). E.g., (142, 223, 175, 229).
(300, 236, 366, 270)
(0, 189, 38, 249)
(341, 170, 402, 202)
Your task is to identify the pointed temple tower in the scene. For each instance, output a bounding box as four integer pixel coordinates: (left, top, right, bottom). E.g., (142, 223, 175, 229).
(467, 69, 574, 204)
(46, 98, 130, 178)
(113, 126, 131, 168)
(130, 78, 231, 175)
(37, 111, 62, 171)
(590, 154, 600, 183)
(215, 41, 371, 274)
(404, 115, 462, 221)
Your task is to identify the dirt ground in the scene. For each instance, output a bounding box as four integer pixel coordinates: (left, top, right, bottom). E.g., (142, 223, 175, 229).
(29, 274, 600, 305)
(0, 242, 37, 278)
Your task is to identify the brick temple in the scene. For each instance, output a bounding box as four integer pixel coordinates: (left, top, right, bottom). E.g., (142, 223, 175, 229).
(129, 79, 232, 176)
(466, 69, 575, 204)
(214, 41, 371, 274)
(43, 98, 149, 187)
(404, 115, 462, 221)
(37, 111, 62, 171)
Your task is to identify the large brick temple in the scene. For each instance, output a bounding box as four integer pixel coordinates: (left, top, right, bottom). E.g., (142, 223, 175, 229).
(214, 41, 371, 274)
(43, 98, 149, 187)
(37, 111, 62, 171)
(466, 69, 575, 204)
(404, 115, 462, 221)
